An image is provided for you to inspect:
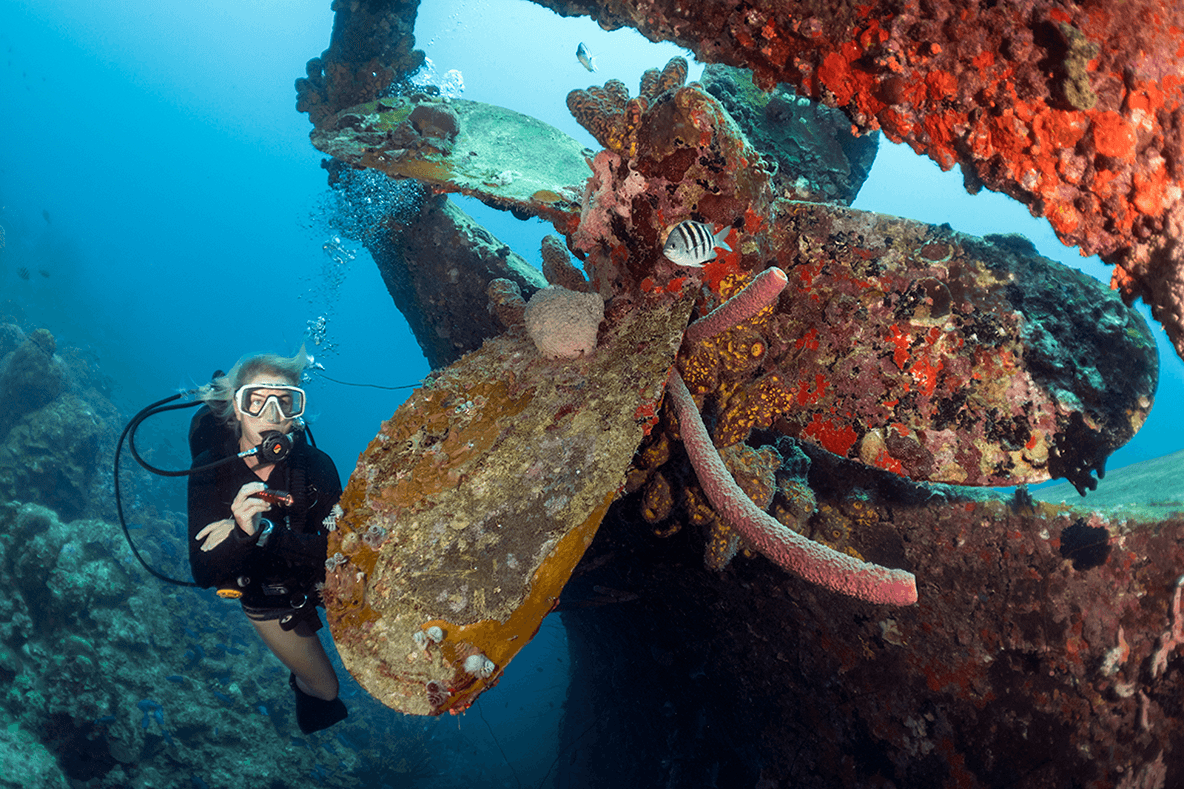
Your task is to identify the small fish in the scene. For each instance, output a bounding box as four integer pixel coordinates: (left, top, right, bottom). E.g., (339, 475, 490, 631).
(662, 220, 733, 267)
(17, 267, 29, 280)
(183, 644, 205, 666)
(576, 42, 597, 73)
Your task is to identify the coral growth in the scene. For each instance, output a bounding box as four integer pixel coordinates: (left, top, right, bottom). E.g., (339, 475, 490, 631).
(532, 0, 1184, 365)
(566, 57, 688, 159)
(564, 64, 1153, 495)
(295, 0, 424, 128)
(540, 234, 590, 292)
(292, 2, 1184, 780)
(699, 63, 879, 204)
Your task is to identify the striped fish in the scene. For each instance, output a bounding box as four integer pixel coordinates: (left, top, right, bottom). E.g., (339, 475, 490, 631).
(576, 42, 597, 73)
(662, 220, 732, 267)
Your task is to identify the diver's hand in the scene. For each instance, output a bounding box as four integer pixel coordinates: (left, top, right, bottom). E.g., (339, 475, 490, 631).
(231, 481, 271, 536)
(196, 519, 236, 552)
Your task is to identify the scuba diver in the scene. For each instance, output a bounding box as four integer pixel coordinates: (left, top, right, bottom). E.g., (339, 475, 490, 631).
(186, 348, 347, 734)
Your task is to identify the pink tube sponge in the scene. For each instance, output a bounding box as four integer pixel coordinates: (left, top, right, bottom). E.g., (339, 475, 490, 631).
(524, 285, 605, 359)
(685, 267, 788, 345)
(668, 370, 917, 606)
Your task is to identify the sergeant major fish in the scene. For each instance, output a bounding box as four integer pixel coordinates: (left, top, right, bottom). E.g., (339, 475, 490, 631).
(576, 42, 597, 73)
(662, 220, 733, 267)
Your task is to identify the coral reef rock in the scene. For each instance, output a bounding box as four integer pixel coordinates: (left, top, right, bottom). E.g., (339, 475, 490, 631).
(0, 328, 66, 436)
(0, 717, 68, 789)
(0, 327, 124, 520)
(0, 395, 101, 520)
(0, 501, 374, 788)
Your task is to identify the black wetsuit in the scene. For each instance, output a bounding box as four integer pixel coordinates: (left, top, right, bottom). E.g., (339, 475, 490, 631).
(187, 432, 341, 625)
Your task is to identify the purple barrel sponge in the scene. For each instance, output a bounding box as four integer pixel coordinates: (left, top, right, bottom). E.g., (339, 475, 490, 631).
(523, 285, 604, 359)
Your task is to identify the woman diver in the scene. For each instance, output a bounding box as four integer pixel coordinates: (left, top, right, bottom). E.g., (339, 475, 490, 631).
(186, 348, 348, 734)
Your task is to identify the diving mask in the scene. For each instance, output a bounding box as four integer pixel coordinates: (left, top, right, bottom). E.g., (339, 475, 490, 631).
(234, 383, 306, 421)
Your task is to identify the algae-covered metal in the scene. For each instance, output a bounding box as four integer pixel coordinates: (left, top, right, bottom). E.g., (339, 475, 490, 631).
(323, 297, 692, 715)
(311, 94, 589, 234)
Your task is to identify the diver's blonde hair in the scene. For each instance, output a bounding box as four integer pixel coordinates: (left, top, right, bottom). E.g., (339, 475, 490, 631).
(198, 345, 311, 433)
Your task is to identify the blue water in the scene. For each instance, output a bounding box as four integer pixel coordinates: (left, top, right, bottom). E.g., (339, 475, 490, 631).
(1, 1, 1181, 787)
